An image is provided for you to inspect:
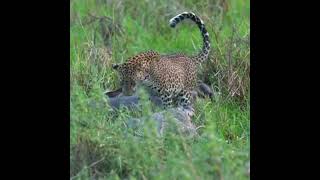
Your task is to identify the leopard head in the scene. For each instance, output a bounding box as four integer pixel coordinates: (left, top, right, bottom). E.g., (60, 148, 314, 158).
(112, 63, 139, 96)
(112, 51, 160, 96)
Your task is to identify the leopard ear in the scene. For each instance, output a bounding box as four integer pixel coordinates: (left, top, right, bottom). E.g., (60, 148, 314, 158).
(112, 64, 119, 70)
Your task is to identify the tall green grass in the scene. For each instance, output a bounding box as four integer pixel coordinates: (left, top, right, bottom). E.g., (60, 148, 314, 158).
(71, 0, 250, 179)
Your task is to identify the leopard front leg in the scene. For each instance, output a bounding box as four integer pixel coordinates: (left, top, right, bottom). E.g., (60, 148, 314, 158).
(177, 90, 195, 117)
(160, 92, 174, 108)
(177, 90, 192, 107)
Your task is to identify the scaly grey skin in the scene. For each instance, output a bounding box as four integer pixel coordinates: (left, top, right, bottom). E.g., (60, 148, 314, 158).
(105, 82, 215, 118)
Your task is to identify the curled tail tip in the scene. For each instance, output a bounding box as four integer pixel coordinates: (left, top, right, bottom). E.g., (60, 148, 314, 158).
(169, 12, 203, 28)
(169, 12, 190, 28)
(169, 18, 177, 28)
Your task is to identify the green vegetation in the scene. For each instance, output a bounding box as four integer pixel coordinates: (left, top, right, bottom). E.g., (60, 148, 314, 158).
(70, 0, 250, 179)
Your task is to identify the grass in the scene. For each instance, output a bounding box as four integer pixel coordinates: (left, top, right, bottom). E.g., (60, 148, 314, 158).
(70, 0, 250, 179)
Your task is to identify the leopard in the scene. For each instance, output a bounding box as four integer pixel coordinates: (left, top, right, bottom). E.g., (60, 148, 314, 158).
(112, 12, 211, 109)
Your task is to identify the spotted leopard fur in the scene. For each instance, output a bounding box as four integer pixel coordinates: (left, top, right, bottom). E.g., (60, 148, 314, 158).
(112, 12, 211, 109)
